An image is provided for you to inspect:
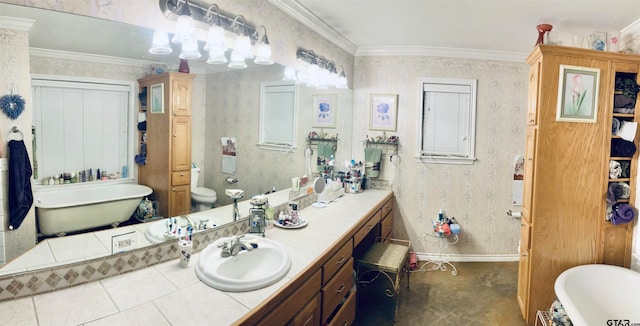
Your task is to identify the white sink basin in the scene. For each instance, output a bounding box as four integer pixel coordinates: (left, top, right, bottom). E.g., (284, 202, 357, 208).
(144, 216, 219, 244)
(195, 234, 291, 292)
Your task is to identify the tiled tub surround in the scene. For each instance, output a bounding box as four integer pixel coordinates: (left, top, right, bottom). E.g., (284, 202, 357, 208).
(0, 189, 391, 325)
(0, 188, 314, 298)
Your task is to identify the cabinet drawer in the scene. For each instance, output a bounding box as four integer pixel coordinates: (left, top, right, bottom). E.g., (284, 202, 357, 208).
(381, 198, 393, 217)
(381, 212, 392, 240)
(354, 210, 381, 247)
(323, 239, 353, 285)
(259, 270, 322, 326)
(171, 171, 190, 185)
(322, 258, 354, 323)
(327, 288, 356, 326)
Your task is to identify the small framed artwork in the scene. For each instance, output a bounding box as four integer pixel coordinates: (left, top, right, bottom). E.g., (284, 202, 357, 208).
(312, 94, 337, 128)
(556, 65, 600, 123)
(150, 83, 164, 114)
(370, 94, 398, 131)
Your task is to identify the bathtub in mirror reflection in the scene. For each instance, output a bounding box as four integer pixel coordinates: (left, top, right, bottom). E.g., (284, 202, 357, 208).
(0, 187, 294, 276)
(0, 3, 354, 278)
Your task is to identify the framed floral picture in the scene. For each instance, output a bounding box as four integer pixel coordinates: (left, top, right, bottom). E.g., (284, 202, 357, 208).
(370, 94, 398, 131)
(556, 65, 600, 123)
(150, 83, 164, 114)
(312, 94, 337, 128)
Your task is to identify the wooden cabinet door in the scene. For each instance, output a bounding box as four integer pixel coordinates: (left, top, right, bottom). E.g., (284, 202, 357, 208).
(170, 184, 191, 216)
(517, 245, 530, 322)
(527, 61, 541, 125)
(171, 116, 191, 171)
(287, 293, 321, 326)
(522, 127, 536, 224)
(171, 78, 192, 116)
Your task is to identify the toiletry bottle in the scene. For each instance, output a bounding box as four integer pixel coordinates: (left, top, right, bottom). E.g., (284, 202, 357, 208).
(438, 209, 444, 221)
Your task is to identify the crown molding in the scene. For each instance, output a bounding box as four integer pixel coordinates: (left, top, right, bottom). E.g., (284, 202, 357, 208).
(268, 0, 357, 55)
(0, 15, 34, 31)
(621, 17, 640, 46)
(30, 48, 152, 67)
(28, 48, 209, 74)
(356, 46, 528, 62)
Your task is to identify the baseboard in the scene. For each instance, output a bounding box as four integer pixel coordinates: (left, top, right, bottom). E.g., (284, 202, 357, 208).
(415, 253, 519, 262)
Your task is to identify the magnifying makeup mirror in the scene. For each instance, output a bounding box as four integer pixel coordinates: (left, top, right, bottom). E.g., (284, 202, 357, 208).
(312, 177, 326, 208)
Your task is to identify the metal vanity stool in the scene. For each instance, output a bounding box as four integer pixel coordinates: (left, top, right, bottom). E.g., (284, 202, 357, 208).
(355, 238, 411, 322)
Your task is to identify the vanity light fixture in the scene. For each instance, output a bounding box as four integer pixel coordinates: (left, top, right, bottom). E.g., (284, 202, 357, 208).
(254, 26, 273, 65)
(149, 30, 172, 54)
(283, 66, 297, 81)
(172, 0, 195, 44)
(154, 0, 273, 68)
(292, 48, 348, 89)
(179, 37, 202, 59)
(158, 0, 273, 68)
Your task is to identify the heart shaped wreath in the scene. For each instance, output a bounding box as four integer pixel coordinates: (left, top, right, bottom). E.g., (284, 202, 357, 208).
(0, 93, 26, 120)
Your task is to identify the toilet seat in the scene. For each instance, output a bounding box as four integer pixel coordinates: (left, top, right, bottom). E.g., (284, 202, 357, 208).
(192, 187, 217, 202)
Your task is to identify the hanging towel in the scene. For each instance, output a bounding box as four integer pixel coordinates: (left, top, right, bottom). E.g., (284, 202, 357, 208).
(364, 148, 382, 178)
(8, 139, 33, 230)
(316, 143, 334, 171)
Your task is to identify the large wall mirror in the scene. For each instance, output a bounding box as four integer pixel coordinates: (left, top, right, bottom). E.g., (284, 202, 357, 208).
(0, 3, 353, 276)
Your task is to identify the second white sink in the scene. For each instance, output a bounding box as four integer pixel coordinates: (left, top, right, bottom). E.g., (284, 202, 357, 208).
(195, 234, 291, 292)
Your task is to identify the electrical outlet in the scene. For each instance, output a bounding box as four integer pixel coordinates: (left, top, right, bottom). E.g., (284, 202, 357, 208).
(111, 231, 137, 254)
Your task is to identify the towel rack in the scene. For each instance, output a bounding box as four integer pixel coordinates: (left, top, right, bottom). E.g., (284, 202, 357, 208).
(8, 126, 23, 141)
(364, 140, 399, 161)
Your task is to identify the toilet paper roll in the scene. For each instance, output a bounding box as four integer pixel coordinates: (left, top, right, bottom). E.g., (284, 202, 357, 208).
(510, 211, 522, 218)
(178, 240, 192, 268)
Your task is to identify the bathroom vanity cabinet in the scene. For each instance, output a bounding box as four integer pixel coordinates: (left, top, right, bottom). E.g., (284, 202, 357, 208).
(235, 194, 394, 326)
(137, 72, 195, 217)
(519, 45, 638, 325)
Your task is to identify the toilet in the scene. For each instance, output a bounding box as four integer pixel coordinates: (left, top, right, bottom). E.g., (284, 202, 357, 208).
(191, 166, 217, 212)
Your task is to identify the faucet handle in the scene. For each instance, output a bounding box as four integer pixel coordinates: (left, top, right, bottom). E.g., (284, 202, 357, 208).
(217, 240, 229, 249)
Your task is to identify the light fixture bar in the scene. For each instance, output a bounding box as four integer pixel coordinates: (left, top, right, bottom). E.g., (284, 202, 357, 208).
(159, 0, 258, 43)
(297, 48, 337, 73)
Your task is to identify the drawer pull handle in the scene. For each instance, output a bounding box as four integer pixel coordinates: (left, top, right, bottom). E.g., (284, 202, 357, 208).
(336, 256, 346, 265)
(336, 284, 345, 293)
(529, 119, 534, 123)
(172, 188, 176, 192)
(343, 320, 348, 326)
(367, 224, 374, 230)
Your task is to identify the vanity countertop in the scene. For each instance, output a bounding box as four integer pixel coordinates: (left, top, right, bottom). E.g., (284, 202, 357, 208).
(0, 189, 393, 325)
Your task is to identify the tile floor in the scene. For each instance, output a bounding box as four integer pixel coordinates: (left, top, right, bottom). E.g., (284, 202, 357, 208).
(354, 262, 527, 326)
(0, 258, 525, 325)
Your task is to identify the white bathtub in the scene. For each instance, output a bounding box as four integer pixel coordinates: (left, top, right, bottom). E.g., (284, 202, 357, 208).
(554, 264, 640, 326)
(34, 183, 152, 236)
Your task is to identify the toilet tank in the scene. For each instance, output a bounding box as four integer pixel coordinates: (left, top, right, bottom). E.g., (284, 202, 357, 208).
(191, 167, 200, 189)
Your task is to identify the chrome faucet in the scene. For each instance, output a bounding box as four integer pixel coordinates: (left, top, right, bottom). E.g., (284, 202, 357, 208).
(217, 235, 253, 257)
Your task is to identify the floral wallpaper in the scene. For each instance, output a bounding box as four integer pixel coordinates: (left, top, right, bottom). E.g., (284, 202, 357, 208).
(0, 26, 36, 263)
(204, 65, 353, 206)
(353, 56, 529, 257)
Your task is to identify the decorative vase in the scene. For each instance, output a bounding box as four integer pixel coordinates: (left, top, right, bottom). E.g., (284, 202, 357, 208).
(536, 24, 553, 46)
(178, 59, 190, 73)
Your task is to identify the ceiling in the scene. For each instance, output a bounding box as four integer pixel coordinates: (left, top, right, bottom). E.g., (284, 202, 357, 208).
(272, 0, 640, 57)
(3, 1, 640, 66)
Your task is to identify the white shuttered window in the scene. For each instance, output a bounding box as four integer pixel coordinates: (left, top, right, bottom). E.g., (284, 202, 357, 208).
(418, 78, 477, 164)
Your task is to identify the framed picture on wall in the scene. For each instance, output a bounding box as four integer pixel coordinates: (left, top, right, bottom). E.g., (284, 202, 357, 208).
(150, 83, 164, 114)
(312, 94, 337, 128)
(370, 94, 398, 131)
(556, 65, 600, 123)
